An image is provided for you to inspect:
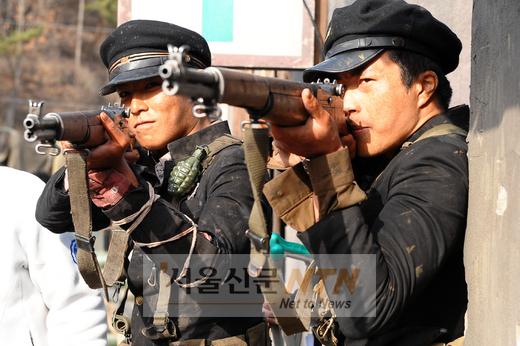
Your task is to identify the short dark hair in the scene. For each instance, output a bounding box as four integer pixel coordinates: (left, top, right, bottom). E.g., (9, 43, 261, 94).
(387, 50, 452, 110)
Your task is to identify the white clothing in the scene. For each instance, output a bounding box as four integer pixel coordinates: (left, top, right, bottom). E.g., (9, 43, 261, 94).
(0, 167, 107, 346)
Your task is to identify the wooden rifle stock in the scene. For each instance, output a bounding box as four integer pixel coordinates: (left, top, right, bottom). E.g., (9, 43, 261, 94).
(159, 47, 347, 134)
(23, 101, 128, 155)
(217, 68, 348, 134)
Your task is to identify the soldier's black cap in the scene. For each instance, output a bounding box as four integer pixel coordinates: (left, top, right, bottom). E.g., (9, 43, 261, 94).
(99, 20, 211, 95)
(303, 0, 462, 82)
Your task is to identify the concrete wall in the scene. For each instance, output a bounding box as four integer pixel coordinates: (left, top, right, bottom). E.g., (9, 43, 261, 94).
(464, 0, 520, 344)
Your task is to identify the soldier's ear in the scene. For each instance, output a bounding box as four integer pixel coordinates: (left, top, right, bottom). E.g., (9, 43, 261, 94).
(415, 70, 438, 109)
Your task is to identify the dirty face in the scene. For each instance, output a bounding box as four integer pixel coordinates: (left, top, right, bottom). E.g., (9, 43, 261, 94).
(338, 51, 422, 157)
(117, 77, 197, 151)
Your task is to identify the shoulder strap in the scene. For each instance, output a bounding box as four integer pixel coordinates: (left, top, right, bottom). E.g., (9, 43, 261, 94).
(103, 228, 131, 286)
(369, 124, 467, 189)
(401, 123, 468, 149)
(65, 150, 108, 297)
(201, 134, 242, 170)
(168, 134, 241, 200)
(242, 123, 307, 335)
(66, 150, 137, 342)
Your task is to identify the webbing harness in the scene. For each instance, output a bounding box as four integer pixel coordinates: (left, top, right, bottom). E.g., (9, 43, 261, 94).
(65, 134, 242, 344)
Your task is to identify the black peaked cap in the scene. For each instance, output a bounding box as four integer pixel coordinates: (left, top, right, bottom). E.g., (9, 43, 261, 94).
(99, 20, 211, 95)
(303, 0, 462, 82)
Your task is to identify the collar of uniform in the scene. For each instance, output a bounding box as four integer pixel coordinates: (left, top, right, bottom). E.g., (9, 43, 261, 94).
(166, 121, 231, 164)
(405, 105, 469, 144)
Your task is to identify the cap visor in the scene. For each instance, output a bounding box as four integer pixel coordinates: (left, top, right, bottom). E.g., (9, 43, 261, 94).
(303, 48, 384, 82)
(99, 65, 161, 96)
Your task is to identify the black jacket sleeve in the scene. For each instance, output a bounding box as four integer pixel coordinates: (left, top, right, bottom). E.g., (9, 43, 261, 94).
(35, 166, 111, 233)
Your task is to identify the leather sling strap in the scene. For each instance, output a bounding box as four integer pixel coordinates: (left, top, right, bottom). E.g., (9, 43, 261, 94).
(242, 122, 306, 335)
(242, 124, 270, 277)
(103, 228, 130, 286)
(65, 150, 109, 301)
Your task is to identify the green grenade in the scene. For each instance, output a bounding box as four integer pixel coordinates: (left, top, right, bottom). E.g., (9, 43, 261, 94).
(167, 146, 207, 197)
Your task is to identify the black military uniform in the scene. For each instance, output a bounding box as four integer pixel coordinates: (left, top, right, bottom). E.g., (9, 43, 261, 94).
(265, 1, 468, 345)
(36, 20, 265, 345)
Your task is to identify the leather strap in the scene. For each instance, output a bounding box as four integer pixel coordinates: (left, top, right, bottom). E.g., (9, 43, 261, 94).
(242, 124, 270, 277)
(103, 227, 130, 286)
(65, 150, 108, 300)
(242, 122, 306, 335)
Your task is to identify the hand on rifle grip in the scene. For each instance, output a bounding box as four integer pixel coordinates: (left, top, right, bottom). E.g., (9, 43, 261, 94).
(270, 89, 343, 159)
(86, 112, 139, 187)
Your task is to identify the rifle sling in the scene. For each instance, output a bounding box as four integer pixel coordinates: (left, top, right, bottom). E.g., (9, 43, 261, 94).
(102, 228, 130, 286)
(242, 123, 307, 335)
(65, 150, 108, 300)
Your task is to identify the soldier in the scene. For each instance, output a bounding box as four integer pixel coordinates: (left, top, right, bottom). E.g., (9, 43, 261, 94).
(36, 20, 267, 345)
(264, 0, 468, 345)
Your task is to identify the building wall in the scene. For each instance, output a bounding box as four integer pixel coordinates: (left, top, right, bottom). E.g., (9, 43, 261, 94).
(465, 0, 520, 344)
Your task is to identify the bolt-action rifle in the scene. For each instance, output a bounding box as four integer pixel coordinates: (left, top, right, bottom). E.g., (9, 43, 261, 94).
(159, 45, 348, 135)
(23, 101, 129, 155)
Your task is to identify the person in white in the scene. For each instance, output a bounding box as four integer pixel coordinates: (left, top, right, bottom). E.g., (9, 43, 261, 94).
(0, 166, 107, 346)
